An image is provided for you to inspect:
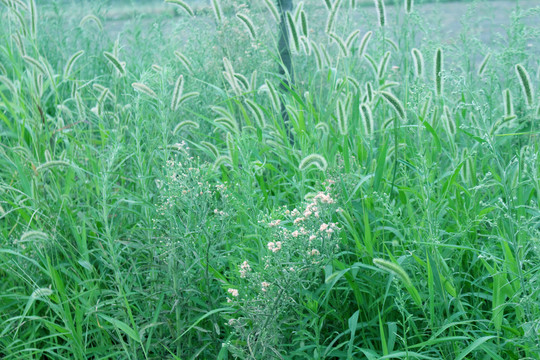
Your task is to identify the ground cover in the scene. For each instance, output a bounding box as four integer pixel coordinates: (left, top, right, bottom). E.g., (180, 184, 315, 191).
(0, 0, 539, 358)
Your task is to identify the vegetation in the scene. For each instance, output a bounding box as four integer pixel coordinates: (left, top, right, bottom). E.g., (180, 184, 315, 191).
(1, 0, 539, 358)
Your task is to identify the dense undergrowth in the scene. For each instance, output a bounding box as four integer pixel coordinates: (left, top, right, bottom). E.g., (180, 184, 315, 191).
(1, 0, 539, 358)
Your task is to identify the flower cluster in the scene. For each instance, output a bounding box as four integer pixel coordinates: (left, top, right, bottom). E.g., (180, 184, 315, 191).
(239, 260, 251, 278)
(263, 189, 341, 265)
(227, 288, 239, 303)
(267, 241, 282, 253)
(224, 182, 341, 357)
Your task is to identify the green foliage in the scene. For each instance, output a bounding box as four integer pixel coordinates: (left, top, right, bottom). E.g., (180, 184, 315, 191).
(1, 0, 539, 359)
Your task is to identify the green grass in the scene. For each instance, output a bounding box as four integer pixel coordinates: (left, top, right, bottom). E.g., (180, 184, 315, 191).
(1, 0, 539, 358)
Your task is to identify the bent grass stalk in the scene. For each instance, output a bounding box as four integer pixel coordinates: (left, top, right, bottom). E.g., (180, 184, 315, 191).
(173, 120, 199, 134)
(200, 141, 219, 157)
(345, 29, 360, 50)
(132, 82, 158, 99)
(373, 258, 422, 307)
(311, 41, 323, 70)
(265, 79, 280, 112)
(300, 36, 311, 55)
(360, 103, 374, 137)
(75, 91, 86, 120)
(22, 55, 46, 74)
(165, 0, 195, 17)
(245, 98, 266, 128)
(337, 99, 348, 135)
(411, 48, 424, 78)
(236, 13, 256, 40)
(79, 14, 103, 31)
(63, 50, 84, 78)
(515, 64, 534, 106)
(264, 0, 280, 23)
(286, 12, 300, 53)
(215, 117, 239, 134)
(171, 75, 184, 111)
(358, 31, 372, 58)
(174, 50, 193, 73)
(176, 92, 199, 107)
(377, 51, 391, 81)
(443, 105, 456, 137)
(299, 154, 328, 171)
(211, 0, 223, 23)
(326, 0, 342, 34)
(103, 51, 125, 76)
(213, 155, 233, 170)
(380, 91, 405, 120)
(328, 33, 348, 57)
(478, 52, 491, 76)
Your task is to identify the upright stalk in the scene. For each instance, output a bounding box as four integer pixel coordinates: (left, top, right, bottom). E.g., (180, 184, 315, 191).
(277, 0, 294, 143)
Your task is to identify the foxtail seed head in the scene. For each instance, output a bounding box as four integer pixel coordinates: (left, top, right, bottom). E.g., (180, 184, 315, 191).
(326, 0, 342, 33)
(245, 99, 266, 128)
(358, 31, 372, 58)
(434, 48, 443, 97)
(443, 105, 456, 136)
(477, 53, 491, 76)
(365, 82, 373, 103)
(411, 48, 424, 79)
(300, 10, 308, 36)
(103, 51, 125, 76)
(64, 50, 84, 79)
(173, 120, 199, 134)
(380, 90, 405, 120)
(236, 13, 256, 40)
(171, 75, 184, 111)
(336, 99, 348, 135)
(211, 0, 223, 23)
(132, 82, 157, 99)
(80, 14, 103, 31)
(174, 51, 193, 73)
(299, 154, 328, 172)
(374, 0, 386, 27)
(377, 51, 391, 81)
(286, 11, 300, 52)
(515, 64, 534, 106)
(405, 0, 413, 13)
(345, 30, 360, 51)
(328, 33, 348, 57)
(165, 0, 194, 16)
(264, 0, 279, 22)
(503, 89, 514, 117)
(360, 103, 374, 137)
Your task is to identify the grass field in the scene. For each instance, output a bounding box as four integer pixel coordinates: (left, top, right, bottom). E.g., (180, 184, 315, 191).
(1, 0, 539, 358)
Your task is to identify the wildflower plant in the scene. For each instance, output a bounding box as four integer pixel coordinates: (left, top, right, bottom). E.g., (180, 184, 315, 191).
(224, 183, 341, 357)
(153, 141, 235, 351)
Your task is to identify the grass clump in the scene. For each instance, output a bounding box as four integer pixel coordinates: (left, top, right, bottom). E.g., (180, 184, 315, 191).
(0, 0, 539, 359)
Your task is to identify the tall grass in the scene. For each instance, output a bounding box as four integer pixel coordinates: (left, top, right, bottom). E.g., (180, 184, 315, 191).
(1, 0, 539, 358)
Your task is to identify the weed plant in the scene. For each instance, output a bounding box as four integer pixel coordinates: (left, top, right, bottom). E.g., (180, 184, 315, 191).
(0, 0, 539, 358)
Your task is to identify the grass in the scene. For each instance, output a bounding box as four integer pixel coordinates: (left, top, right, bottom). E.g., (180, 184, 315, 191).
(1, 0, 539, 358)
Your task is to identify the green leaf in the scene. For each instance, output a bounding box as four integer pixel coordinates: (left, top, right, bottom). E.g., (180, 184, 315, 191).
(455, 336, 496, 360)
(98, 314, 141, 343)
